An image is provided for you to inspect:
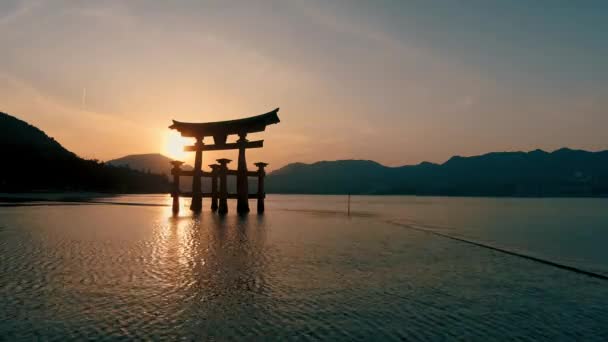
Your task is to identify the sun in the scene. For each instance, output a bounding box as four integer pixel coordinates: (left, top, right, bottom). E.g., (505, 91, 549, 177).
(162, 131, 191, 161)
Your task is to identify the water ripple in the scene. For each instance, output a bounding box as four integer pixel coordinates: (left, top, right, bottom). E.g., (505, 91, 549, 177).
(0, 200, 607, 340)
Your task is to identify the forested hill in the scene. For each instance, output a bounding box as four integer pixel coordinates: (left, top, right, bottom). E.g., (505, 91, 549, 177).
(267, 149, 608, 197)
(0, 112, 169, 193)
(107, 153, 193, 176)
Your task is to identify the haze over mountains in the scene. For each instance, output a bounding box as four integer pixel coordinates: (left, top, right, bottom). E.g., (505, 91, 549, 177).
(2, 111, 607, 196)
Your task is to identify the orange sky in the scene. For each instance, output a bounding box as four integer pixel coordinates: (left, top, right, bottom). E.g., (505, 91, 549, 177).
(1, 1, 606, 170)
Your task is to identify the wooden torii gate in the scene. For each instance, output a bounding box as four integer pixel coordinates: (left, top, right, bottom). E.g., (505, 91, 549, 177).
(168, 108, 280, 214)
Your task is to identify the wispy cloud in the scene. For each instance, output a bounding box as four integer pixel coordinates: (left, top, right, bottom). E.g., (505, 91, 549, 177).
(0, 0, 41, 25)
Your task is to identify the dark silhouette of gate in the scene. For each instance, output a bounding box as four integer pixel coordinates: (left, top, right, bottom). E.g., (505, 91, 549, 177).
(168, 108, 280, 214)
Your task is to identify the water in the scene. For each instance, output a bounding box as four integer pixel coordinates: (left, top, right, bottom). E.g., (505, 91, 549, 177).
(0, 195, 607, 340)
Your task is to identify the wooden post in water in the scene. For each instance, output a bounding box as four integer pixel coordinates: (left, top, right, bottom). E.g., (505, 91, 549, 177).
(209, 164, 220, 212)
(170, 160, 184, 214)
(254, 162, 268, 214)
(217, 158, 231, 215)
(236, 133, 250, 214)
(347, 193, 351, 216)
(190, 137, 204, 212)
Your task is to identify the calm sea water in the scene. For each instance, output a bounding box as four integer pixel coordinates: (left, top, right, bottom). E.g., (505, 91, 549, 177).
(1, 195, 607, 340)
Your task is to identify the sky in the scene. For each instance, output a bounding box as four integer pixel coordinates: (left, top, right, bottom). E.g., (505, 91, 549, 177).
(1, 0, 607, 169)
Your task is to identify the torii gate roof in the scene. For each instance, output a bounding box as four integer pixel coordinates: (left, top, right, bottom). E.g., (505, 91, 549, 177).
(169, 108, 280, 138)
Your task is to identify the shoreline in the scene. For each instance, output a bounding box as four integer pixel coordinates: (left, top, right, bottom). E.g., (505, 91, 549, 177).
(1, 192, 607, 204)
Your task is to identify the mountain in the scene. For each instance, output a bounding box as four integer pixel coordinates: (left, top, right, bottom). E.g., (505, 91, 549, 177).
(108, 154, 242, 194)
(107, 153, 192, 176)
(267, 149, 608, 196)
(0, 111, 76, 160)
(268, 160, 392, 194)
(0, 112, 169, 193)
(107, 153, 196, 191)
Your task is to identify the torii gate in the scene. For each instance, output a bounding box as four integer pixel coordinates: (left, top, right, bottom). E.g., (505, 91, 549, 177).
(168, 108, 280, 214)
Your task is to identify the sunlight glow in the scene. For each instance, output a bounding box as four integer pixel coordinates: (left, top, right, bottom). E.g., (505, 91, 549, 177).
(162, 131, 191, 161)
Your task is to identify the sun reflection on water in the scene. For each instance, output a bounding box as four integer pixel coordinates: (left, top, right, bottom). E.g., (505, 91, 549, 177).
(152, 202, 269, 308)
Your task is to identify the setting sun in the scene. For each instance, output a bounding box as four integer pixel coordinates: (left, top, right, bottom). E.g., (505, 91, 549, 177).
(161, 130, 191, 161)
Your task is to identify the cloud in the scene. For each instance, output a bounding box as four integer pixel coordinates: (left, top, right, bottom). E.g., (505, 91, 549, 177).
(0, 0, 41, 25)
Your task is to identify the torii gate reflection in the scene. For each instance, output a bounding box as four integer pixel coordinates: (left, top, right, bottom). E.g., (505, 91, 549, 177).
(168, 108, 280, 214)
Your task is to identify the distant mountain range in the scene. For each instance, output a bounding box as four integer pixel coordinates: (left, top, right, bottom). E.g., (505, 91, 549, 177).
(107, 154, 195, 192)
(0, 112, 169, 193)
(106, 153, 239, 193)
(266, 149, 608, 196)
(107, 148, 608, 197)
(3, 111, 607, 197)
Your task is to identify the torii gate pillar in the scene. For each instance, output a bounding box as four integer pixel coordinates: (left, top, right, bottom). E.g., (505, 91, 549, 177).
(236, 133, 250, 214)
(255, 162, 268, 214)
(209, 164, 220, 212)
(190, 138, 204, 212)
(217, 158, 231, 215)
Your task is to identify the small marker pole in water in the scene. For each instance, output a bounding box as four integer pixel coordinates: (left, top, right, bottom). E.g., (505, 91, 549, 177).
(347, 193, 351, 216)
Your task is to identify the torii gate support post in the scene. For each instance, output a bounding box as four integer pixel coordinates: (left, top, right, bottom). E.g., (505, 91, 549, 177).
(217, 158, 231, 215)
(190, 137, 204, 212)
(236, 133, 250, 214)
(254, 162, 268, 214)
(170, 160, 184, 214)
(209, 164, 220, 212)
